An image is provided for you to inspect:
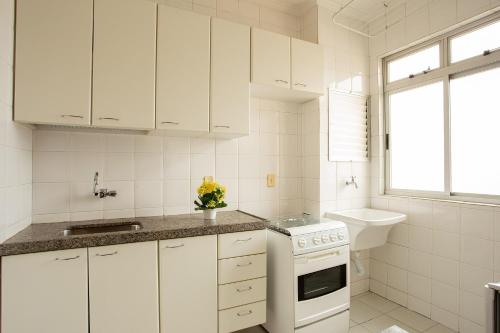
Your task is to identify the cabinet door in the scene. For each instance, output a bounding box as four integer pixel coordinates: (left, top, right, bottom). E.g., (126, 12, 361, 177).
(291, 38, 324, 94)
(210, 18, 250, 137)
(14, 0, 92, 126)
(1, 248, 88, 333)
(251, 28, 291, 89)
(89, 242, 159, 333)
(159, 235, 217, 333)
(92, 0, 156, 129)
(156, 6, 210, 133)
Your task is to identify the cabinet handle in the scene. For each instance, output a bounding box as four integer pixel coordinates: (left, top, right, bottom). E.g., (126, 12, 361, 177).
(161, 121, 180, 125)
(214, 125, 230, 129)
(99, 117, 120, 121)
(236, 261, 252, 267)
(236, 237, 252, 242)
(237, 310, 253, 317)
(61, 114, 84, 119)
(236, 286, 253, 292)
(164, 244, 185, 249)
(55, 255, 80, 261)
(95, 251, 118, 257)
(294, 83, 307, 87)
(275, 79, 289, 84)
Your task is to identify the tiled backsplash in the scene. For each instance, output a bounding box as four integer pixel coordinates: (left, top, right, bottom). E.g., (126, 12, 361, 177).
(32, 98, 303, 223)
(0, 0, 32, 242)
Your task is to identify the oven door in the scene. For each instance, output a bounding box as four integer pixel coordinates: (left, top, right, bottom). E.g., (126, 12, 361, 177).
(294, 245, 350, 328)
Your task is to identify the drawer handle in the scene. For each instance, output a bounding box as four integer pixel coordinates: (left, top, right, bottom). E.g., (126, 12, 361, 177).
(55, 255, 80, 261)
(99, 117, 120, 121)
(96, 251, 118, 257)
(236, 286, 253, 293)
(294, 83, 307, 87)
(164, 244, 185, 249)
(237, 310, 253, 317)
(275, 79, 289, 84)
(161, 121, 179, 125)
(235, 237, 252, 243)
(61, 114, 84, 119)
(236, 261, 252, 267)
(214, 125, 230, 129)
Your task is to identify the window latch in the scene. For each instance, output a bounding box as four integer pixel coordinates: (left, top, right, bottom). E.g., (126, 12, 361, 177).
(385, 133, 390, 150)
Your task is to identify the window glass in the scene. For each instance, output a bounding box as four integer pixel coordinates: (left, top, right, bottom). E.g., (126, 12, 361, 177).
(450, 67, 500, 195)
(389, 82, 444, 191)
(450, 20, 500, 63)
(387, 45, 440, 82)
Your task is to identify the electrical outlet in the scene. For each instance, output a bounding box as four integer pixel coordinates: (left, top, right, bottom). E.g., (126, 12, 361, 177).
(203, 176, 213, 183)
(267, 174, 276, 187)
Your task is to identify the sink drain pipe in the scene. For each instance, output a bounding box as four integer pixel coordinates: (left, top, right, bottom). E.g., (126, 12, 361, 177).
(351, 251, 365, 276)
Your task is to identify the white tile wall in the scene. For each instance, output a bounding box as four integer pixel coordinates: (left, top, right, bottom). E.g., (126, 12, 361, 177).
(368, 1, 500, 331)
(31, 98, 303, 222)
(157, 0, 304, 38)
(0, 0, 32, 242)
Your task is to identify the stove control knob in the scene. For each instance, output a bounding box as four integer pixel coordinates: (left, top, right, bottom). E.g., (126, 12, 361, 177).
(313, 237, 321, 245)
(321, 234, 329, 243)
(330, 234, 337, 242)
(337, 233, 345, 241)
(297, 238, 307, 248)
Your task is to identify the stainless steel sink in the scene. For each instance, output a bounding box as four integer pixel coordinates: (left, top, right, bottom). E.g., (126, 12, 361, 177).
(63, 222, 142, 236)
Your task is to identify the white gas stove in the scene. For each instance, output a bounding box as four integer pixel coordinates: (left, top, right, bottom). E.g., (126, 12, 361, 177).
(264, 215, 350, 333)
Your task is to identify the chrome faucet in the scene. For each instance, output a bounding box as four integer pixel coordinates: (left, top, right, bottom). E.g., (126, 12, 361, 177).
(93, 172, 117, 198)
(345, 176, 358, 189)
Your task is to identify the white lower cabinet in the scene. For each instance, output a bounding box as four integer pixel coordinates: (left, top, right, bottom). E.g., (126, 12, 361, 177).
(219, 301, 267, 333)
(218, 230, 267, 332)
(1, 231, 266, 333)
(1, 248, 88, 333)
(89, 241, 159, 333)
(159, 235, 218, 333)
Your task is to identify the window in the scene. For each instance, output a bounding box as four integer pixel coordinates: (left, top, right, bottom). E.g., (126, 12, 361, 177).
(450, 20, 500, 63)
(387, 44, 440, 82)
(384, 14, 500, 202)
(388, 82, 444, 192)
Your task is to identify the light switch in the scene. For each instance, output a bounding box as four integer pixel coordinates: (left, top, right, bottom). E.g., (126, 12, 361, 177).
(267, 174, 276, 187)
(203, 176, 213, 183)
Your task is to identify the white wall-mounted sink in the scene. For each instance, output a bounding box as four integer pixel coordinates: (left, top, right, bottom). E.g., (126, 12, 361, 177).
(326, 208, 406, 251)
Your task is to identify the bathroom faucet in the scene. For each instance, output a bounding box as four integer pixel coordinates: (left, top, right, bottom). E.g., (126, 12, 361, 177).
(345, 176, 358, 189)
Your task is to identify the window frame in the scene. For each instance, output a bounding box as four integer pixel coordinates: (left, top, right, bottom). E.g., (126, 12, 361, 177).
(383, 12, 500, 205)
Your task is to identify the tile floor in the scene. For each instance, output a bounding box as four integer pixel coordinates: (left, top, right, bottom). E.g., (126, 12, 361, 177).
(238, 292, 457, 333)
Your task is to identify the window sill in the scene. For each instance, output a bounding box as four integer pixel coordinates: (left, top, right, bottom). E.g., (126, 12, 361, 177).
(381, 191, 500, 209)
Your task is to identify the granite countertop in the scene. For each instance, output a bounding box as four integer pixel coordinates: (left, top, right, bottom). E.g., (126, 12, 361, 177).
(0, 211, 267, 256)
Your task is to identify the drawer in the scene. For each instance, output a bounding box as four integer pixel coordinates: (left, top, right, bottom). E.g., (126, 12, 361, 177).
(218, 230, 266, 259)
(218, 277, 266, 310)
(218, 301, 266, 333)
(218, 253, 266, 285)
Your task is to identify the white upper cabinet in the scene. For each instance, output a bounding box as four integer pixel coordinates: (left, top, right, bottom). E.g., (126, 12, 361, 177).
(89, 242, 159, 333)
(210, 18, 250, 138)
(2, 248, 88, 333)
(159, 235, 217, 333)
(92, 0, 156, 130)
(14, 0, 93, 126)
(156, 6, 210, 134)
(291, 38, 324, 95)
(251, 28, 291, 89)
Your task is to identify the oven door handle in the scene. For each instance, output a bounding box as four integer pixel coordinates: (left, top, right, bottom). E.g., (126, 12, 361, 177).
(305, 250, 341, 263)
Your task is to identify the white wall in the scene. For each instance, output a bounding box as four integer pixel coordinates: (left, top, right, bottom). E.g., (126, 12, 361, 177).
(0, 0, 33, 242)
(32, 99, 303, 222)
(368, 1, 500, 332)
